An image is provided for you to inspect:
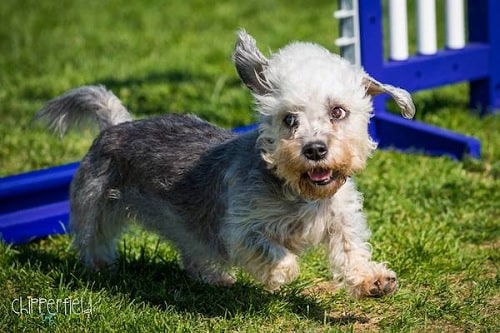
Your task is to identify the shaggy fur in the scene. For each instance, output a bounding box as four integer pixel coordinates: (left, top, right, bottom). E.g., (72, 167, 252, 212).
(36, 30, 415, 297)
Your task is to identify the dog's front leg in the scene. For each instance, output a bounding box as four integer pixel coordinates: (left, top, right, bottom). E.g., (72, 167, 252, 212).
(326, 203, 397, 298)
(228, 232, 300, 291)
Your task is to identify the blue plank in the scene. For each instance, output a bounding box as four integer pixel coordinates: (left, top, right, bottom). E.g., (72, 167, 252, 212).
(0, 164, 76, 244)
(0, 162, 78, 214)
(0, 201, 69, 244)
(382, 45, 490, 92)
(373, 112, 481, 159)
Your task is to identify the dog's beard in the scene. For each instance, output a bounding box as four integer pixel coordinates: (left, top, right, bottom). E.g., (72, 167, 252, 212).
(262, 140, 354, 200)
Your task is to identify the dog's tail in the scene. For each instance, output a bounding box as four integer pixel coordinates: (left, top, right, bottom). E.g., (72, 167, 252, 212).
(35, 85, 132, 137)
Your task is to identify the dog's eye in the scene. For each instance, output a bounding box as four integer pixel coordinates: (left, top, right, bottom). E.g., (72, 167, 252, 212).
(284, 113, 298, 128)
(329, 106, 347, 121)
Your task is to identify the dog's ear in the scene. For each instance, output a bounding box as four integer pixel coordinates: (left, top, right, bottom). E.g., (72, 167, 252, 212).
(363, 76, 416, 119)
(232, 30, 271, 95)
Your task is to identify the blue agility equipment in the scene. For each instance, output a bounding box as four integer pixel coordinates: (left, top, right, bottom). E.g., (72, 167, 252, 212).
(355, 0, 499, 159)
(0, 162, 77, 244)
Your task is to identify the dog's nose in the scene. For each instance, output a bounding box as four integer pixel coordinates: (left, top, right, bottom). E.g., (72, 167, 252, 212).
(302, 141, 328, 161)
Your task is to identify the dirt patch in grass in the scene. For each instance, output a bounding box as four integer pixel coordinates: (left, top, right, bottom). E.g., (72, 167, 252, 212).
(301, 281, 387, 331)
(301, 280, 339, 297)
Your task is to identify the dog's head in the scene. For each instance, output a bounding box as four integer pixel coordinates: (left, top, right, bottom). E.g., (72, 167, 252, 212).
(233, 30, 415, 200)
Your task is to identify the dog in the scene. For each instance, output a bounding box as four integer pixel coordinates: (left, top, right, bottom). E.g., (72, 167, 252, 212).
(36, 30, 415, 298)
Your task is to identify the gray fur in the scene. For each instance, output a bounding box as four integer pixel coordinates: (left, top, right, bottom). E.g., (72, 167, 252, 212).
(36, 85, 132, 136)
(232, 29, 271, 95)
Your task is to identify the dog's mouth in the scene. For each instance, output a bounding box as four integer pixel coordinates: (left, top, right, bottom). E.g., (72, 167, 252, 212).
(305, 168, 345, 186)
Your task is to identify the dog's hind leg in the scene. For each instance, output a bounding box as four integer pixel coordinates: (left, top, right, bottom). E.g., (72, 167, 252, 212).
(69, 170, 128, 270)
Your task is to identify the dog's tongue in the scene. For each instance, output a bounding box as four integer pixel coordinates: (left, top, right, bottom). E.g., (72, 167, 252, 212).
(308, 169, 331, 182)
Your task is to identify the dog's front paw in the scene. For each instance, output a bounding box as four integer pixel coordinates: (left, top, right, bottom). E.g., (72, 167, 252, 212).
(263, 253, 300, 291)
(348, 262, 398, 298)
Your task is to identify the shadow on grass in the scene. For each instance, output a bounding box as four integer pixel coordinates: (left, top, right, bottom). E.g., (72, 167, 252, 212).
(23, 68, 253, 128)
(22, 69, 241, 103)
(11, 242, 367, 327)
(97, 70, 228, 90)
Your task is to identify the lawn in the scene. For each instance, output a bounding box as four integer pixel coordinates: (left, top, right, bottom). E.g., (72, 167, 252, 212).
(0, 0, 499, 331)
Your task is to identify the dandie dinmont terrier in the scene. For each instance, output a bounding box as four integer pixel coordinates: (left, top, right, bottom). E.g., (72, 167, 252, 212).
(36, 30, 415, 298)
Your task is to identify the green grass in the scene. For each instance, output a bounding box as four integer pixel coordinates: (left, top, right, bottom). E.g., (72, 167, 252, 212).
(1, 0, 499, 331)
